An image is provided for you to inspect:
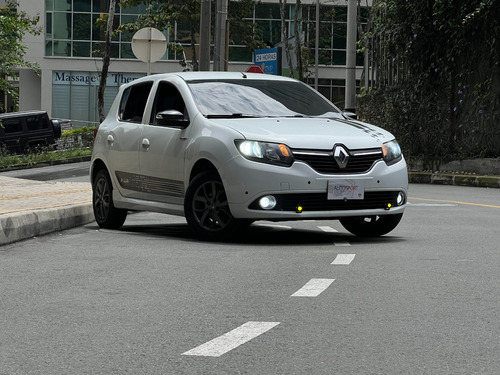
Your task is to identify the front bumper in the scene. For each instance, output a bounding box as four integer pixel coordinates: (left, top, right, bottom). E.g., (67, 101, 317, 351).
(218, 155, 408, 220)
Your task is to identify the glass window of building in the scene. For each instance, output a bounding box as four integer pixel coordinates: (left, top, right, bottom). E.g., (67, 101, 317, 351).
(44, 0, 366, 66)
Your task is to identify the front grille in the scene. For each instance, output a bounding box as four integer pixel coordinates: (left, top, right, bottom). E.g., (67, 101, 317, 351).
(292, 148, 383, 174)
(249, 191, 399, 212)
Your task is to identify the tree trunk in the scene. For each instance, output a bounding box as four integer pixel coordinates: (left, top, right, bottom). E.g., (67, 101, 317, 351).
(190, 21, 199, 71)
(279, 0, 294, 77)
(98, 0, 116, 123)
(294, 0, 303, 81)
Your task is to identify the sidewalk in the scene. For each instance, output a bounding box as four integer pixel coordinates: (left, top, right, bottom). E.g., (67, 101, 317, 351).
(1, 171, 499, 246)
(0, 176, 93, 246)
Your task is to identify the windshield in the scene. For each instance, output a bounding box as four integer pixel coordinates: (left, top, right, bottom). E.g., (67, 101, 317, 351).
(187, 79, 341, 118)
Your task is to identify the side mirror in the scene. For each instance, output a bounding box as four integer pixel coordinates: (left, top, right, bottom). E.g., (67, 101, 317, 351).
(156, 110, 189, 128)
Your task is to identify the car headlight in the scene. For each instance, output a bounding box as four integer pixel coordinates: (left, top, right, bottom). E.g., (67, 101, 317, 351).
(382, 140, 402, 166)
(235, 140, 294, 167)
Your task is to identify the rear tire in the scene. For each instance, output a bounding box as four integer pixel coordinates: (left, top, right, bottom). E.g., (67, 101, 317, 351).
(340, 213, 403, 237)
(184, 171, 243, 240)
(92, 169, 127, 229)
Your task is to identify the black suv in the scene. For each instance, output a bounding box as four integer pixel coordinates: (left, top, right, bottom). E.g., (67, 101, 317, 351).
(0, 111, 62, 154)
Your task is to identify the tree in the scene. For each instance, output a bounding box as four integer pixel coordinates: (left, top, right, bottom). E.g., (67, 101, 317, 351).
(0, 0, 40, 113)
(119, 0, 262, 71)
(359, 0, 500, 160)
(120, 0, 201, 71)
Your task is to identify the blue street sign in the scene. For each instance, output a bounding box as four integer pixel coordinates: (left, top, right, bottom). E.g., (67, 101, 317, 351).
(254, 47, 282, 75)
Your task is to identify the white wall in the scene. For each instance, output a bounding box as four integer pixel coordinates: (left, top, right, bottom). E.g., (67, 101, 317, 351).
(17, 0, 45, 112)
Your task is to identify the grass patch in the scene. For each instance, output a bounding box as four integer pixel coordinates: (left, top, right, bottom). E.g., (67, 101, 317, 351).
(0, 148, 92, 169)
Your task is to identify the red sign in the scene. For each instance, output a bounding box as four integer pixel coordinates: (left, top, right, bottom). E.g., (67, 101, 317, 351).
(245, 65, 265, 74)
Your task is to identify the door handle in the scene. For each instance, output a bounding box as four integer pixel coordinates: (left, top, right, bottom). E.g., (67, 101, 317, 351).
(142, 138, 150, 149)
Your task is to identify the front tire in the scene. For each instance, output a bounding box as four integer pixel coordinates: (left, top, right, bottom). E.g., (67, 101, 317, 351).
(340, 213, 403, 237)
(184, 171, 241, 239)
(92, 169, 127, 229)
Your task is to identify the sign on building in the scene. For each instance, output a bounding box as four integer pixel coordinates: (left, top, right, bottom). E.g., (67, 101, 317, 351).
(253, 47, 282, 75)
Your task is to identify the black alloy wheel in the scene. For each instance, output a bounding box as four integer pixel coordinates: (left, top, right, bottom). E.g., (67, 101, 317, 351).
(184, 171, 241, 239)
(92, 169, 127, 229)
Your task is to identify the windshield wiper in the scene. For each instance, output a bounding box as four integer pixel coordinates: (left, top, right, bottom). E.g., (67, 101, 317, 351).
(206, 113, 260, 119)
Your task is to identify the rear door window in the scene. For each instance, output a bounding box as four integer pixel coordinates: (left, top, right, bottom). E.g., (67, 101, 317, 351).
(119, 81, 154, 123)
(2, 118, 22, 133)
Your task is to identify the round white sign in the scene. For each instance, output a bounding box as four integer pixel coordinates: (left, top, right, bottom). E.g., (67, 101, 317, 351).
(131, 27, 167, 63)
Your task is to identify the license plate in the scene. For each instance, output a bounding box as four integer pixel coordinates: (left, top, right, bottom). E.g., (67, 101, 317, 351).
(327, 179, 365, 200)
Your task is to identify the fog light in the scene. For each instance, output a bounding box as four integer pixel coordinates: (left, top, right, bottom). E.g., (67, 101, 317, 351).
(397, 192, 406, 206)
(259, 195, 277, 210)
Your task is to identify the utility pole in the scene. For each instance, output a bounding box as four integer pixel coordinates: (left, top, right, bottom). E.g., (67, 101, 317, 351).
(199, 0, 211, 71)
(314, 0, 319, 90)
(344, 0, 357, 112)
(214, 0, 228, 71)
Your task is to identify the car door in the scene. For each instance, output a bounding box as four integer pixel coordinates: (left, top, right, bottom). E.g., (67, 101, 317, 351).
(138, 80, 189, 205)
(107, 80, 153, 200)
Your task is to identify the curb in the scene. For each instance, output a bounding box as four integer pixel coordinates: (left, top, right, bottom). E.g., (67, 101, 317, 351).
(0, 204, 94, 246)
(408, 172, 500, 188)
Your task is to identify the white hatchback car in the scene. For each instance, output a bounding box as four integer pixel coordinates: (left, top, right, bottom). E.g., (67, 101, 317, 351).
(91, 72, 408, 239)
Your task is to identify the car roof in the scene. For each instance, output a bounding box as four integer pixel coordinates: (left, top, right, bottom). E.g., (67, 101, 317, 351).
(129, 71, 298, 86)
(0, 110, 47, 119)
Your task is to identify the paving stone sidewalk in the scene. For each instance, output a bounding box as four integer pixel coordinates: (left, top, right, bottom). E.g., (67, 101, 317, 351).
(0, 176, 93, 245)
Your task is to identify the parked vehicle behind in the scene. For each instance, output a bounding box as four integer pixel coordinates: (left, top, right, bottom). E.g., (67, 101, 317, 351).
(90, 72, 408, 239)
(0, 111, 62, 154)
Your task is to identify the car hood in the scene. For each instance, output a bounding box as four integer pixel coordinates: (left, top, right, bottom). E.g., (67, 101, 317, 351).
(210, 117, 394, 149)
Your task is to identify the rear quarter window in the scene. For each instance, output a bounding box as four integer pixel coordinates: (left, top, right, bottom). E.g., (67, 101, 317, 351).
(26, 115, 49, 131)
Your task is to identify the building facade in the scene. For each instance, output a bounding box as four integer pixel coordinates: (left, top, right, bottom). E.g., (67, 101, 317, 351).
(16, 0, 369, 127)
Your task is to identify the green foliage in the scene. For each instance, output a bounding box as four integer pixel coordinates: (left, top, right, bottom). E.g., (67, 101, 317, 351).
(59, 127, 96, 150)
(119, 0, 203, 70)
(359, 0, 500, 160)
(118, 0, 263, 71)
(228, 0, 266, 53)
(0, 0, 41, 112)
(0, 148, 92, 169)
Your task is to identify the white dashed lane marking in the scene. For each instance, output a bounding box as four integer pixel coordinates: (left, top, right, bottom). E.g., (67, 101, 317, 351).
(333, 241, 351, 247)
(318, 225, 338, 232)
(331, 254, 356, 265)
(184, 225, 357, 358)
(254, 223, 292, 230)
(182, 321, 280, 357)
(291, 278, 335, 297)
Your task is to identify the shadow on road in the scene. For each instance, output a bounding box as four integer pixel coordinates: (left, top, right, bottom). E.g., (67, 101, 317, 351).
(89, 221, 405, 246)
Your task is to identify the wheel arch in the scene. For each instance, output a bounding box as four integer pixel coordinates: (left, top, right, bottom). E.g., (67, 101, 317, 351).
(90, 158, 108, 183)
(188, 158, 219, 184)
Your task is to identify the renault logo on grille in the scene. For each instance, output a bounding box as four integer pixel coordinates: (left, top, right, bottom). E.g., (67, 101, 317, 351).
(333, 145, 350, 168)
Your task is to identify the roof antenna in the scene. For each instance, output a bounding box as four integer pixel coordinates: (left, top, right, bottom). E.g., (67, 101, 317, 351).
(241, 72, 247, 79)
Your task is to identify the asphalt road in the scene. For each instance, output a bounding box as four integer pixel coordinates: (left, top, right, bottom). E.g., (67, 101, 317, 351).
(1, 166, 500, 374)
(1, 161, 90, 182)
